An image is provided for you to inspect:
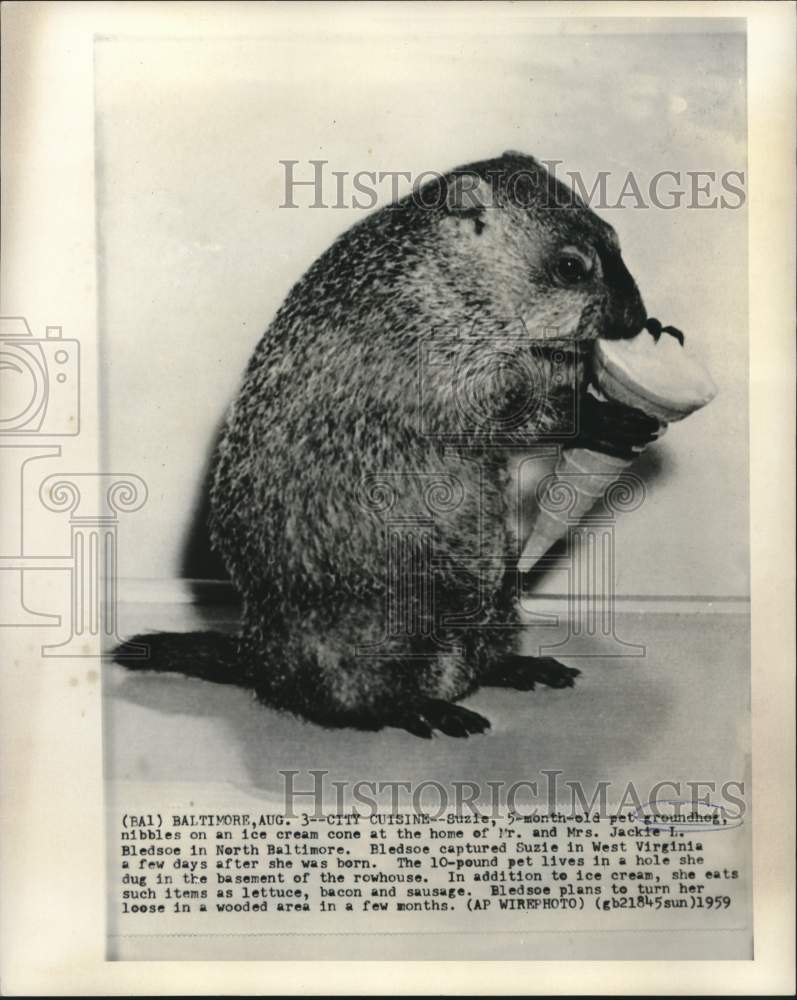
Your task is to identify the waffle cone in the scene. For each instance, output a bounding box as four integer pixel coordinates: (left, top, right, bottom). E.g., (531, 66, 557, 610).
(517, 448, 632, 572)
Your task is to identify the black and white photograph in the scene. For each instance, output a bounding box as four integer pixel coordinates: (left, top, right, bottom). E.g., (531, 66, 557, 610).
(1, 1, 794, 993)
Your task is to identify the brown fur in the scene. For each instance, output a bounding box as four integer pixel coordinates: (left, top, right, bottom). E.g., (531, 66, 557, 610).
(119, 151, 648, 737)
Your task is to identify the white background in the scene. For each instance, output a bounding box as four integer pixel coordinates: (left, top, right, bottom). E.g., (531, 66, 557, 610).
(96, 20, 748, 597)
(1, 3, 794, 995)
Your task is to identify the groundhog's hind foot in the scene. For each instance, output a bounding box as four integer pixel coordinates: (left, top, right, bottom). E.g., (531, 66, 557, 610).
(393, 699, 491, 740)
(484, 655, 580, 691)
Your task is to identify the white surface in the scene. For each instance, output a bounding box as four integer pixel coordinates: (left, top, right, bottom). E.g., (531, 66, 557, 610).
(107, 600, 750, 797)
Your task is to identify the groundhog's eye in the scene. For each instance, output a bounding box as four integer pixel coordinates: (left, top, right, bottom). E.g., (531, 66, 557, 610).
(556, 253, 592, 285)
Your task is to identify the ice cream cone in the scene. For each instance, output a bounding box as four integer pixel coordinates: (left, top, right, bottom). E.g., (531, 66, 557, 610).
(517, 447, 632, 572)
(518, 327, 717, 574)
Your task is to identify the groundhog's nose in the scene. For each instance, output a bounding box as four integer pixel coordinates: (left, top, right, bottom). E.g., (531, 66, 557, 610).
(616, 290, 647, 339)
(599, 288, 646, 340)
(599, 251, 647, 339)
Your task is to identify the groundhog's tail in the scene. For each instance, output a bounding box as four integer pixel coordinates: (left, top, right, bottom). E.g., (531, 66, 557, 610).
(113, 631, 247, 687)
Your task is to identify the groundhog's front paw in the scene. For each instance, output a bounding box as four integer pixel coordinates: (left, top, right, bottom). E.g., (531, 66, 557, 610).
(395, 699, 491, 739)
(576, 392, 660, 459)
(484, 655, 580, 691)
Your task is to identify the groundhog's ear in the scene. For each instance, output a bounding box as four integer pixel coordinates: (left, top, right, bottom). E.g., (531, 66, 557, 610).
(445, 173, 491, 232)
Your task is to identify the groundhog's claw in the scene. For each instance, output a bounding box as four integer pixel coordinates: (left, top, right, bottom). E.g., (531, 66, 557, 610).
(484, 655, 580, 691)
(645, 317, 685, 346)
(401, 714, 435, 739)
(396, 699, 491, 739)
(533, 657, 581, 688)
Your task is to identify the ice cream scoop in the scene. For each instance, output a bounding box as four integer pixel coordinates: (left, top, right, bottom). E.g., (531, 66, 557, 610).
(593, 327, 717, 423)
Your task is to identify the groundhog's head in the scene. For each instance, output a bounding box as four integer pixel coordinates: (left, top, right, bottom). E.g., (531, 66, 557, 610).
(349, 152, 650, 441)
(281, 152, 651, 441)
(411, 150, 647, 346)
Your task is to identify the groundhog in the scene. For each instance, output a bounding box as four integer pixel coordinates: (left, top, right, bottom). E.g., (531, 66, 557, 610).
(116, 151, 661, 738)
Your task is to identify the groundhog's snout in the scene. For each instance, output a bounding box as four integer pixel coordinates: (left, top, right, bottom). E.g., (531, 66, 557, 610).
(599, 250, 647, 340)
(614, 289, 647, 340)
